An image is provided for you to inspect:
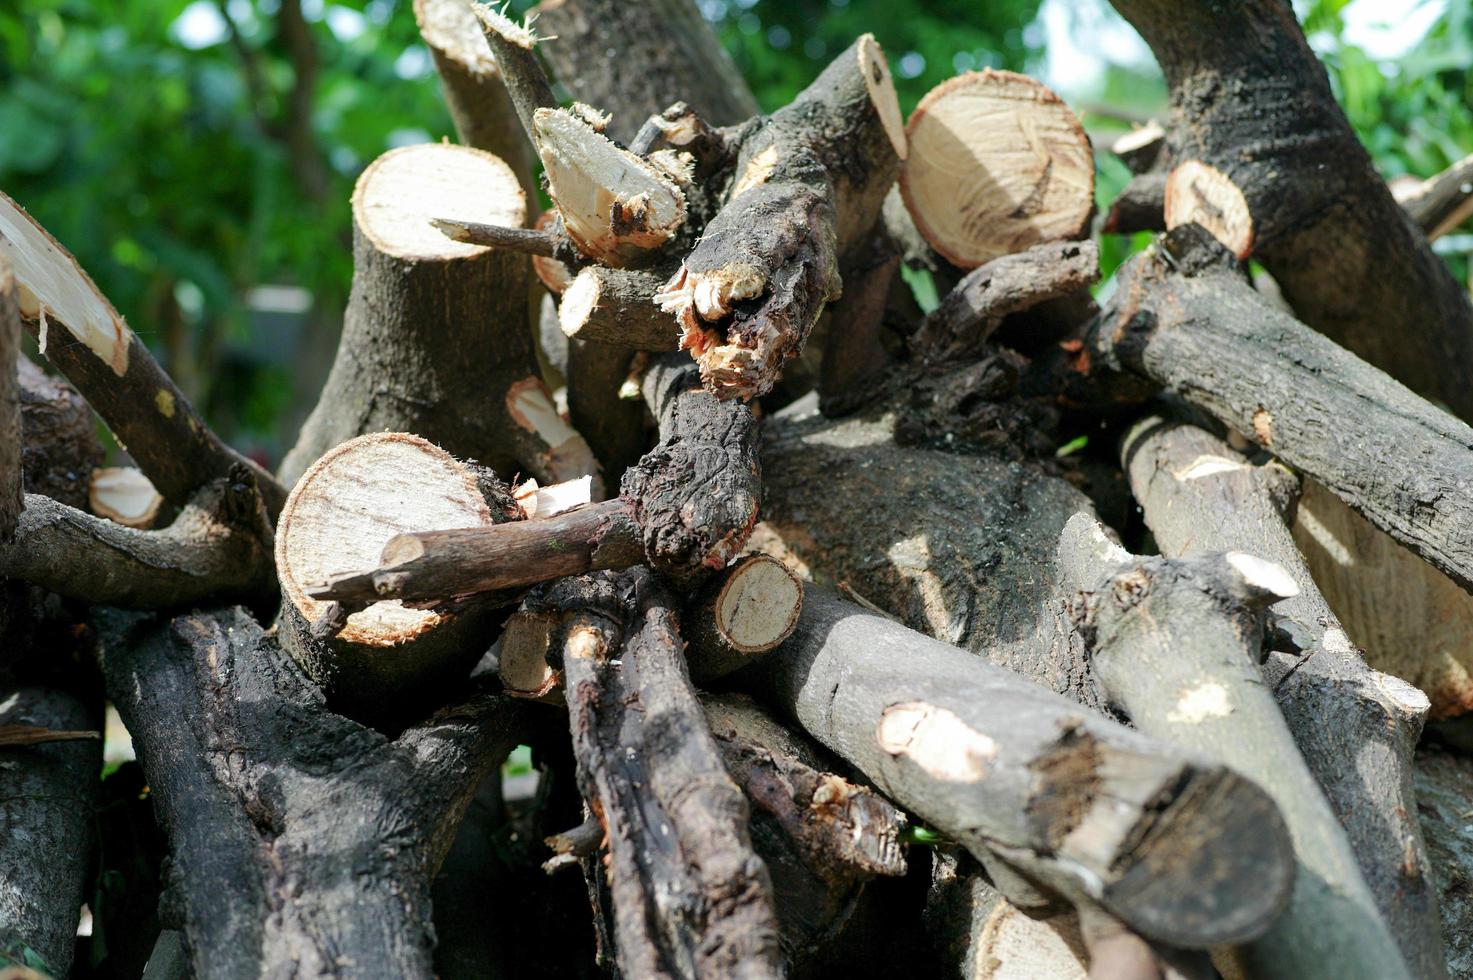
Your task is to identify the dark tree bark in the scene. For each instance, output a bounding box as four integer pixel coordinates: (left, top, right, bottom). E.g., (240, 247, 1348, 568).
(1122, 411, 1441, 977)
(751, 586, 1294, 949)
(0, 685, 100, 978)
(97, 606, 529, 980)
(1414, 748, 1473, 980)
(559, 570, 784, 979)
(1088, 225, 1473, 597)
(1107, 0, 1473, 421)
(279, 143, 598, 494)
(0, 193, 287, 518)
(0, 258, 21, 541)
(17, 356, 101, 513)
(1102, 172, 1167, 236)
(559, 265, 678, 350)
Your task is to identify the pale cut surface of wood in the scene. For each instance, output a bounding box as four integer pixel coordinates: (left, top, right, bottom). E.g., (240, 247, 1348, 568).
(533, 106, 686, 265)
(355, 143, 524, 261)
(856, 34, 908, 162)
(714, 554, 803, 653)
(1294, 478, 1473, 719)
(416, 0, 495, 72)
(497, 610, 561, 698)
(89, 465, 163, 527)
(0, 191, 130, 374)
(1165, 160, 1254, 258)
(276, 432, 492, 646)
(975, 903, 1087, 979)
(900, 70, 1093, 269)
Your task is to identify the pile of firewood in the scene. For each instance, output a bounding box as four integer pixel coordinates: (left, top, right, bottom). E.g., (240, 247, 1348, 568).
(6, 0, 1473, 977)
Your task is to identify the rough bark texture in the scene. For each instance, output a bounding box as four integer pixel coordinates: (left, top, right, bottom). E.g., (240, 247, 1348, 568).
(686, 555, 804, 683)
(1102, 172, 1166, 236)
(760, 406, 1105, 712)
(17, 357, 101, 513)
(1062, 516, 1411, 980)
(1090, 225, 1473, 595)
(754, 586, 1295, 949)
(560, 570, 783, 979)
(0, 470, 274, 609)
(414, 0, 537, 200)
(1415, 748, 1473, 980)
(0, 258, 21, 541)
(0, 685, 100, 979)
(700, 693, 908, 970)
(1108, 0, 1473, 422)
(565, 338, 647, 487)
(1122, 411, 1440, 977)
(279, 144, 596, 493)
(560, 265, 678, 350)
(1397, 153, 1473, 240)
(97, 606, 528, 980)
(534, 0, 759, 143)
(914, 239, 1099, 363)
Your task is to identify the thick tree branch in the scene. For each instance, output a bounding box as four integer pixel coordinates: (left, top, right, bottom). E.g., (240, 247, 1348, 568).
(0, 257, 21, 541)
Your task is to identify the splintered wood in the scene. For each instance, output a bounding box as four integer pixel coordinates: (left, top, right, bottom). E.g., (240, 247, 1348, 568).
(900, 70, 1094, 268)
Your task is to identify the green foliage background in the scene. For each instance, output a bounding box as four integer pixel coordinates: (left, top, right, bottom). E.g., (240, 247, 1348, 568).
(0, 0, 1467, 461)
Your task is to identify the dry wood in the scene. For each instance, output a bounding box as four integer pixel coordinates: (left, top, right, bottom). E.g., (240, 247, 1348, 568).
(496, 608, 565, 700)
(1413, 748, 1473, 979)
(1109, 0, 1473, 422)
(1102, 172, 1167, 236)
(97, 606, 529, 980)
(1122, 412, 1441, 976)
(429, 215, 567, 258)
(1060, 514, 1411, 980)
(565, 336, 648, 488)
(686, 554, 804, 683)
(414, 0, 536, 200)
(657, 34, 903, 400)
(0, 192, 287, 518)
(701, 693, 908, 969)
(1395, 152, 1473, 240)
(534, 0, 759, 144)
(751, 585, 1294, 949)
(914, 239, 1099, 362)
(559, 265, 679, 350)
(17, 356, 101, 512)
(279, 143, 599, 493)
(88, 465, 164, 528)
(1111, 120, 1166, 174)
(470, 4, 558, 143)
(0, 685, 100, 979)
(532, 211, 576, 296)
(0, 466, 273, 609)
(560, 569, 783, 979)
(276, 432, 519, 721)
(1089, 225, 1473, 596)
(900, 70, 1094, 269)
(0, 257, 21, 541)
(816, 227, 902, 415)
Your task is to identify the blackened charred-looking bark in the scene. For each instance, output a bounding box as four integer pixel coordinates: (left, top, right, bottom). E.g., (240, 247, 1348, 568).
(565, 339, 648, 488)
(760, 408, 1104, 712)
(0, 258, 21, 541)
(0, 685, 100, 978)
(1109, 0, 1473, 422)
(1061, 516, 1412, 980)
(96, 607, 528, 980)
(753, 586, 1295, 950)
(622, 353, 761, 582)
(1122, 412, 1441, 977)
(17, 357, 102, 513)
(561, 570, 783, 979)
(700, 693, 907, 970)
(1090, 226, 1473, 596)
(1102, 172, 1166, 236)
(535, 0, 759, 143)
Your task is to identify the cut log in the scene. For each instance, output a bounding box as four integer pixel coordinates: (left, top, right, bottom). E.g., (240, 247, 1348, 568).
(279, 143, 599, 494)
(89, 466, 164, 529)
(1395, 152, 1473, 241)
(701, 693, 908, 969)
(1089, 225, 1473, 596)
(0, 685, 100, 979)
(1111, 120, 1166, 174)
(558, 265, 678, 350)
(899, 70, 1094, 269)
(0, 192, 287, 518)
(686, 554, 804, 683)
(275, 432, 518, 721)
(311, 354, 761, 603)
(751, 585, 1295, 949)
(531, 211, 576, 296)
(0, 257, 20, 541)
(657, 35, 902, 399)
(560, 569, 783, 978)
(17, 356, 101, 512)
(1060, 514, 1411, 980)
(414, 0, 536, 201)
(1108, 0, 1473, 423)
(914, 239, 1099, 362)
(1122, 412, 1441, 977)
(1101, 172, 1167, 236)
(1, 466, 273, 609)
(534, 0, 759, 144)
(496, 607, 564, 701)
(97, 606, 529, 980)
